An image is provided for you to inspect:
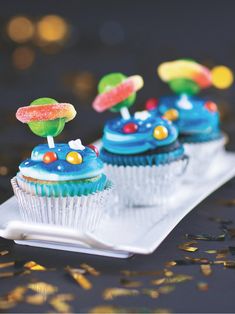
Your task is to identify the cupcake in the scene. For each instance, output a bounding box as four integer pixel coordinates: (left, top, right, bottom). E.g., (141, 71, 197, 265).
(92, 73, 188, 207)
(152, 59, 232, 178)
(12, 97, 113, 231)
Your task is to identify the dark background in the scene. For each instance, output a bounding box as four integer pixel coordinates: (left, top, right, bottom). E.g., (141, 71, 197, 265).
(1, 2, 235, 313)
(1, 0, 235, 203)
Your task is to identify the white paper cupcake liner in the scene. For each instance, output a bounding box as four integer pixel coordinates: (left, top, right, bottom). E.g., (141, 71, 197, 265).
(104, 157, 188, 208)
(11, 177, 113, 232)
(183, 135, 227, 180)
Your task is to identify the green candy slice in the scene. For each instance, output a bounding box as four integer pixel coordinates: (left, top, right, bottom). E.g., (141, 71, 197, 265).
(98, 73, 136, 112)
(28, 97, 66, 137)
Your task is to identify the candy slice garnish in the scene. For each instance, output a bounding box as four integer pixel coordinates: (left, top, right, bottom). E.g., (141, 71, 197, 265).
(16, 103, 76, 123)
(157, 60, 212, 89)
(92, 75, 144, 112)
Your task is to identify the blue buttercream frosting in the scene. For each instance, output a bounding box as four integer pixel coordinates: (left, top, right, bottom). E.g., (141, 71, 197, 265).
(19, 144, 104, 181)
(154, 94, 221, 135)
(102, 113, 178, 155)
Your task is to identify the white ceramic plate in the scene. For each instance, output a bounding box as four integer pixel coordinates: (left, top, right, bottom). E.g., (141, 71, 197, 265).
(0, 151, 235, 259)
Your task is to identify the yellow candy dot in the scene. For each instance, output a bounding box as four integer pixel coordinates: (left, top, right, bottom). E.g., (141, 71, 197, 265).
(66, 151, 83, 165)
(211, 66, 234, 89)
(163, 108, 179, 121)
(153, 125, 168, 140)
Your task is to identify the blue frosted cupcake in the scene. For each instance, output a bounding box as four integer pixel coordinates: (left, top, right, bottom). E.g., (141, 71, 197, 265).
(151, 94, 226, 177)
(100, 111, 188, 207)
(12, 98, 113, 230)
(155, 59, 228, 178)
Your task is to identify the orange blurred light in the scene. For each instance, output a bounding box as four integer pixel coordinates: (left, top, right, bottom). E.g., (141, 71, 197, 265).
(7, 16, 34, 43)
(36, 15, 68, 43)
(12, 46, 35, 70)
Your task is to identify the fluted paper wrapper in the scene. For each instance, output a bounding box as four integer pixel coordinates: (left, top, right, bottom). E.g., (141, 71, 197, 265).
(11, 177, 113, 232)
(183, 136, 226, 180)
(104, 158, 188, 208)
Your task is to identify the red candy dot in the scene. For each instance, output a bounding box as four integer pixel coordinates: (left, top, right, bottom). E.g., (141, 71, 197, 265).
(204, 101, 217, 112)
(43, 151, 57, 164)
(123, 122, 138, 134)
(87, 144, 99, 156)
(145, 98, 158, 111)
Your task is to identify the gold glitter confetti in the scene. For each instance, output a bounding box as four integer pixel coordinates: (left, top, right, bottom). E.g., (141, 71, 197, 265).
(142, 288, 159, 299)
(152, 274, 193, 285)
(165, 261, 177, 267)
(80, 263, 100, 276)
(197, 281, 208, 291)
(184, 256, 210, 264)
(224, 261, 235, 268)
(49, 294, 74, 314)
(186, 233, 225, 241)
(28, 282, 58, 295)
(0, 286, 27, 309)
(24, 261, 46, 271)
(220, 198, 235, 206)
(154, 309, 172, 314)
(0, 250, 9, 256)
(0, 261, 14, 269)
(164, 269, 174, 277)
(178, 241, 198, 252)
(103, 288, 139, 300)
(121, 270, 163, 277)
(216, 249, 229, 259)
(205, 250, 217, 254)
(90, 305, 119, 313)
(120, 278, 142, 288)
(200, 264, 212, 276)
(158, 285, 175, 294)
(25, 294, 46, 305)
(66, 266, 92, 290)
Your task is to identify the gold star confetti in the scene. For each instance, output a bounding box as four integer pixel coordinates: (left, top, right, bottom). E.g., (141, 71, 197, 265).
(121, 270, 163, 277)
(103, 288, 139, 300)
(120, 278, 142, 288)
(25, 294, 47, 305)
(0, 261, 15, 269)
(152, 274, 193, 285)
(65, 266, 92, 290)
(80, 263, 100, 276)
(178, 241, 198, 252)
(142, 288, 159, 299)
(200, 264, 212, 276)
(186, 233, 225, 241)
(158, 285, 175, 294)
(24, 261, 46, 271)
(28, 282, 58, 295)
(49, 294, 74, 314)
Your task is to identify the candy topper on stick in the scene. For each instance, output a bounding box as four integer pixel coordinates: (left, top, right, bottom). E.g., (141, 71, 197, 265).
(16, 98, 77, 148)
(92, 73, 144, 120)
(157, 59, 234, 95)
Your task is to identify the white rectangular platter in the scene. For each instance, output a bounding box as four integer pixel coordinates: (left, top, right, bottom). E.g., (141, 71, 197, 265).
(0, 151, 235, 259)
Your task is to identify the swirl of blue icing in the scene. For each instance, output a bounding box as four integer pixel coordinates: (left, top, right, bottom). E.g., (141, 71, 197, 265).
(19, 144, 104, 181)
(154, 94, 220, 135)
(102, 114, 178, 155)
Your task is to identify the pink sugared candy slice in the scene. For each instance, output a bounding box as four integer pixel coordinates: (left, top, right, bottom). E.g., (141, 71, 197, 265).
(92, 75, 144, 112)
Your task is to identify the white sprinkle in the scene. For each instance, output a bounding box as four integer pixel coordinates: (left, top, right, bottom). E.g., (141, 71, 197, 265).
(68, 139, 85, 150)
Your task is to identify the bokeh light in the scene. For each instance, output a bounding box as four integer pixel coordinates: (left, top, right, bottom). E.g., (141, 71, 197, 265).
(12, 46, 35, 70)
(7, 16, 34, 43)
(36, 15, 69, 44)
(211, 65, 234, 89)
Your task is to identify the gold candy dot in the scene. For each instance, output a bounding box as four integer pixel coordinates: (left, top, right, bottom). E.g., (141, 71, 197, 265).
(153, 125, 168, 140)
(163, 108, 179, 121)
(66, 151, 83, 165)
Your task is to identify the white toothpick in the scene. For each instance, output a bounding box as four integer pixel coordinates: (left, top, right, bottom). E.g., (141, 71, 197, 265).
(120, 107, 131, 120)
(47, 136, 55, 148)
